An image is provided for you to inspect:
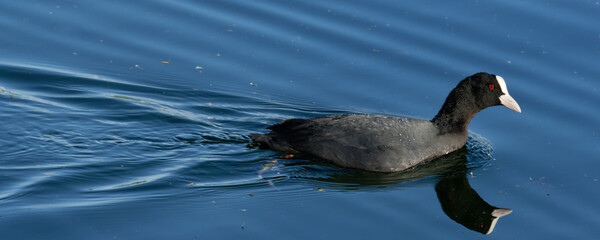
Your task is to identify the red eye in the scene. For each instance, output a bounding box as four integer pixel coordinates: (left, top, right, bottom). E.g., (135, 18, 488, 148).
(489, 84, 494, 89)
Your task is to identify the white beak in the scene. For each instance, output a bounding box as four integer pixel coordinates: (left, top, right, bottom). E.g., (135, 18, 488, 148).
(499, 94, 521, 113)
(495, 75, 521, 113)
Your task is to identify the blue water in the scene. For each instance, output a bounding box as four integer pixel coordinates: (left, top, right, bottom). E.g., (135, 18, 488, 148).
(1, 0, 599, 239)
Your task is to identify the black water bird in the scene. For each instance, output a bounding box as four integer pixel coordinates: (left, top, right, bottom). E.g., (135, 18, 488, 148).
(249, 72, 521, 172)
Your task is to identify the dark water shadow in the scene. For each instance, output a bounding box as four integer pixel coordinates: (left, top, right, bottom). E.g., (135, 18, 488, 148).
(268, 134, 511, 234)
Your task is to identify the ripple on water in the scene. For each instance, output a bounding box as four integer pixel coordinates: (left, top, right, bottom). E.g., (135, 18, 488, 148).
(0, 60, 498, 216)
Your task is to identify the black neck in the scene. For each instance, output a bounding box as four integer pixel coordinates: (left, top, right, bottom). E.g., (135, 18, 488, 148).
(431, 85, 481, 135)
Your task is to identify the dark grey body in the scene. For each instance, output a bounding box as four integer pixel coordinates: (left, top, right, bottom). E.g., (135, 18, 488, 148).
(250, 114, 466, 172)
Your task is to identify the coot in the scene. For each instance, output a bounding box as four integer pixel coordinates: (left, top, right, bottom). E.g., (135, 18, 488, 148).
(249, 72, 521, 172)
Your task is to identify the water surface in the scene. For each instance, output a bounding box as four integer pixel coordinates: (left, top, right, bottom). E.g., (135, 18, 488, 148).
(1, 0, 599, 239)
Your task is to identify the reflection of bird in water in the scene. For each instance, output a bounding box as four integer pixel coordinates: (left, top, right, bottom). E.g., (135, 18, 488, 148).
(256, 133, 511, 234)
(435, 172, 512, 234)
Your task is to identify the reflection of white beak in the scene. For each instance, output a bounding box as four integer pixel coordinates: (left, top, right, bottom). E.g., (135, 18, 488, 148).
(487, 208, 513, 235)
(499, 94, 521, 113)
